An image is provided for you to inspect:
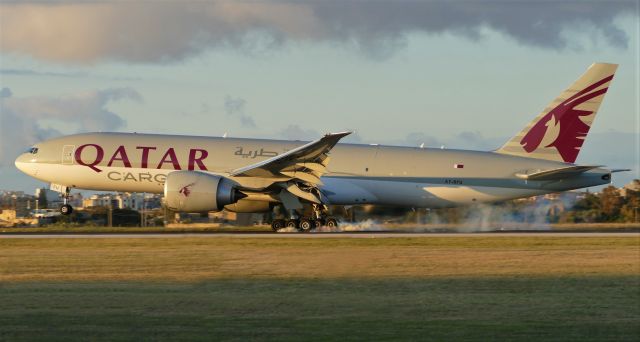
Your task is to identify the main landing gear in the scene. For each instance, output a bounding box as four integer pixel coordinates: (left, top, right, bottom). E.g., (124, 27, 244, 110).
(60, 187, 73, 215)
(271, 204, 339, 232)
(270, 217, 338, 232)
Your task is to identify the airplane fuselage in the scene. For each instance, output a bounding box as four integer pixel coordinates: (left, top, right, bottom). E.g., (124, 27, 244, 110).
(14, 132, 610, 208)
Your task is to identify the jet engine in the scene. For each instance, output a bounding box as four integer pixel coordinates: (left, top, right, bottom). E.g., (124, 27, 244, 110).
(164, 171, 245, 212)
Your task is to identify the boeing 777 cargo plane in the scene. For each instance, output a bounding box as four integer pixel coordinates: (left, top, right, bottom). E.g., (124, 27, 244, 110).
(15, 63, 628, 230)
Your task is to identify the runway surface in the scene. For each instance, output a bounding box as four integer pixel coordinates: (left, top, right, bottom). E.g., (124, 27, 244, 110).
(1, 232, 638, 239)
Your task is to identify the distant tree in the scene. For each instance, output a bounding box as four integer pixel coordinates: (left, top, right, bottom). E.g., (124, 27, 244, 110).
(558, 211, 578, 223)
(112, 209, 141, 227)
(573, 192, 601, 212)
(620, 188, 640, 223)
(599, 186, 623, 221)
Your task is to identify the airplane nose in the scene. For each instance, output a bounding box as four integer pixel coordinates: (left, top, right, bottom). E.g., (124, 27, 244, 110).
(14, 154, 26, 172)
(15, 153, 36, 176)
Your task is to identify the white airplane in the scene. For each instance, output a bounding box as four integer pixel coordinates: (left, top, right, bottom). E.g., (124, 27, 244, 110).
(15, 63, 627, 231)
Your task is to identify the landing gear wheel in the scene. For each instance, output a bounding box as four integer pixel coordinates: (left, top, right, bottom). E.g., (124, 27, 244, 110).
(314, 219, 324, 228)
(271, 219, 285, 231)
(299, 219, 313, 231)
(325, 218, 338, 228)
(285, 219, 299, 230)
(60, 204, 73, 215)
(60, 187, 73, 216)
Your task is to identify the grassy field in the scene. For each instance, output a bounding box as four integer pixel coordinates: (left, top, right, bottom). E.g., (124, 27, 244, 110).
(1, 236, 639, 341)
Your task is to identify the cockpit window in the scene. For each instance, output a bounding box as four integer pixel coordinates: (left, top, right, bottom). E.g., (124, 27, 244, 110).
(27, 147, 38, 155)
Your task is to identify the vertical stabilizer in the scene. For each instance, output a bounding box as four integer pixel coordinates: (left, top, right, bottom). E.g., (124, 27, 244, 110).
(496, 63, 617, 163)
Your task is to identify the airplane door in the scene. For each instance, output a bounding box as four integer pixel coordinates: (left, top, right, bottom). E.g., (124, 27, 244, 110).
(62, 145, 75, 165)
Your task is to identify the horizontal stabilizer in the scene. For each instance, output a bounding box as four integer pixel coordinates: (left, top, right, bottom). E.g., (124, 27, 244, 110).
(515, 165, 602, 181)
(611, 169, 631, 173)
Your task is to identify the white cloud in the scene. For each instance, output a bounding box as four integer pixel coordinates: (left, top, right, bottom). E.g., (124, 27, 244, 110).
(224, 95, 255, 128)
(278, 125, 319, 141)
(0, 87, 12, 98)
(0, 87, 141, 166)
(0, 1, 634, 63)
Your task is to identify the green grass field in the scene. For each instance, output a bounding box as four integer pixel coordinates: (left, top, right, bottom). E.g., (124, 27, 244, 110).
(1, 236, 639, 341)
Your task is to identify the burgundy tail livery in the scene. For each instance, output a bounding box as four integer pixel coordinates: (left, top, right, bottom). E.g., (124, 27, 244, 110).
(497, 63, 617, 163)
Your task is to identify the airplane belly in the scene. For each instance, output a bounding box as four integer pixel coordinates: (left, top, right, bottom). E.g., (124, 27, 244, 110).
(322, 177, 547, 208)
(423, 185, 546, 206)
(322, 177, 441, 207)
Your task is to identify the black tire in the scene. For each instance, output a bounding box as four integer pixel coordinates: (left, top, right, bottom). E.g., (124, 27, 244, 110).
(285, 219, 299, 229)
(271, 219, 285, 231)
(325, 218, 338, 228)
(299, 219, 313, 231)
(60, 204, 73, 215)
(314, 219, 324, 228)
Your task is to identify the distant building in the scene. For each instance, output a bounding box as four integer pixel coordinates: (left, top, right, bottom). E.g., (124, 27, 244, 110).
(34, 188, 61, 208)
(82, 194, 118, 209)
(0, 190, 27, 201)
(0, 191, 34, 217)
(5, 191, 25, 198)
(81, 193, 163, 210)
(33, 188, 83, 209)
(68, 193, 83, 208)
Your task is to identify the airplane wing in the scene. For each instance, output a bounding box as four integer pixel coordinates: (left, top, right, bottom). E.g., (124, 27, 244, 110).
(515, 165, 603, 181)
(230, 132, 351, 204)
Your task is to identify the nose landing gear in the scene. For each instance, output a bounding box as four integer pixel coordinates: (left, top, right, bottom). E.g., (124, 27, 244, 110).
(60, 204, 73, 215)
(59, 187, 73, 215)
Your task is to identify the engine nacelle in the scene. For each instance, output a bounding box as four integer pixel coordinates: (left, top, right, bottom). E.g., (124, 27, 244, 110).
(164, 171, 244, 212)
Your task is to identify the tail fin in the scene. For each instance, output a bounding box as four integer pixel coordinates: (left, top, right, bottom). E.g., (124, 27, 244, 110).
(496, 63, 618, 163)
